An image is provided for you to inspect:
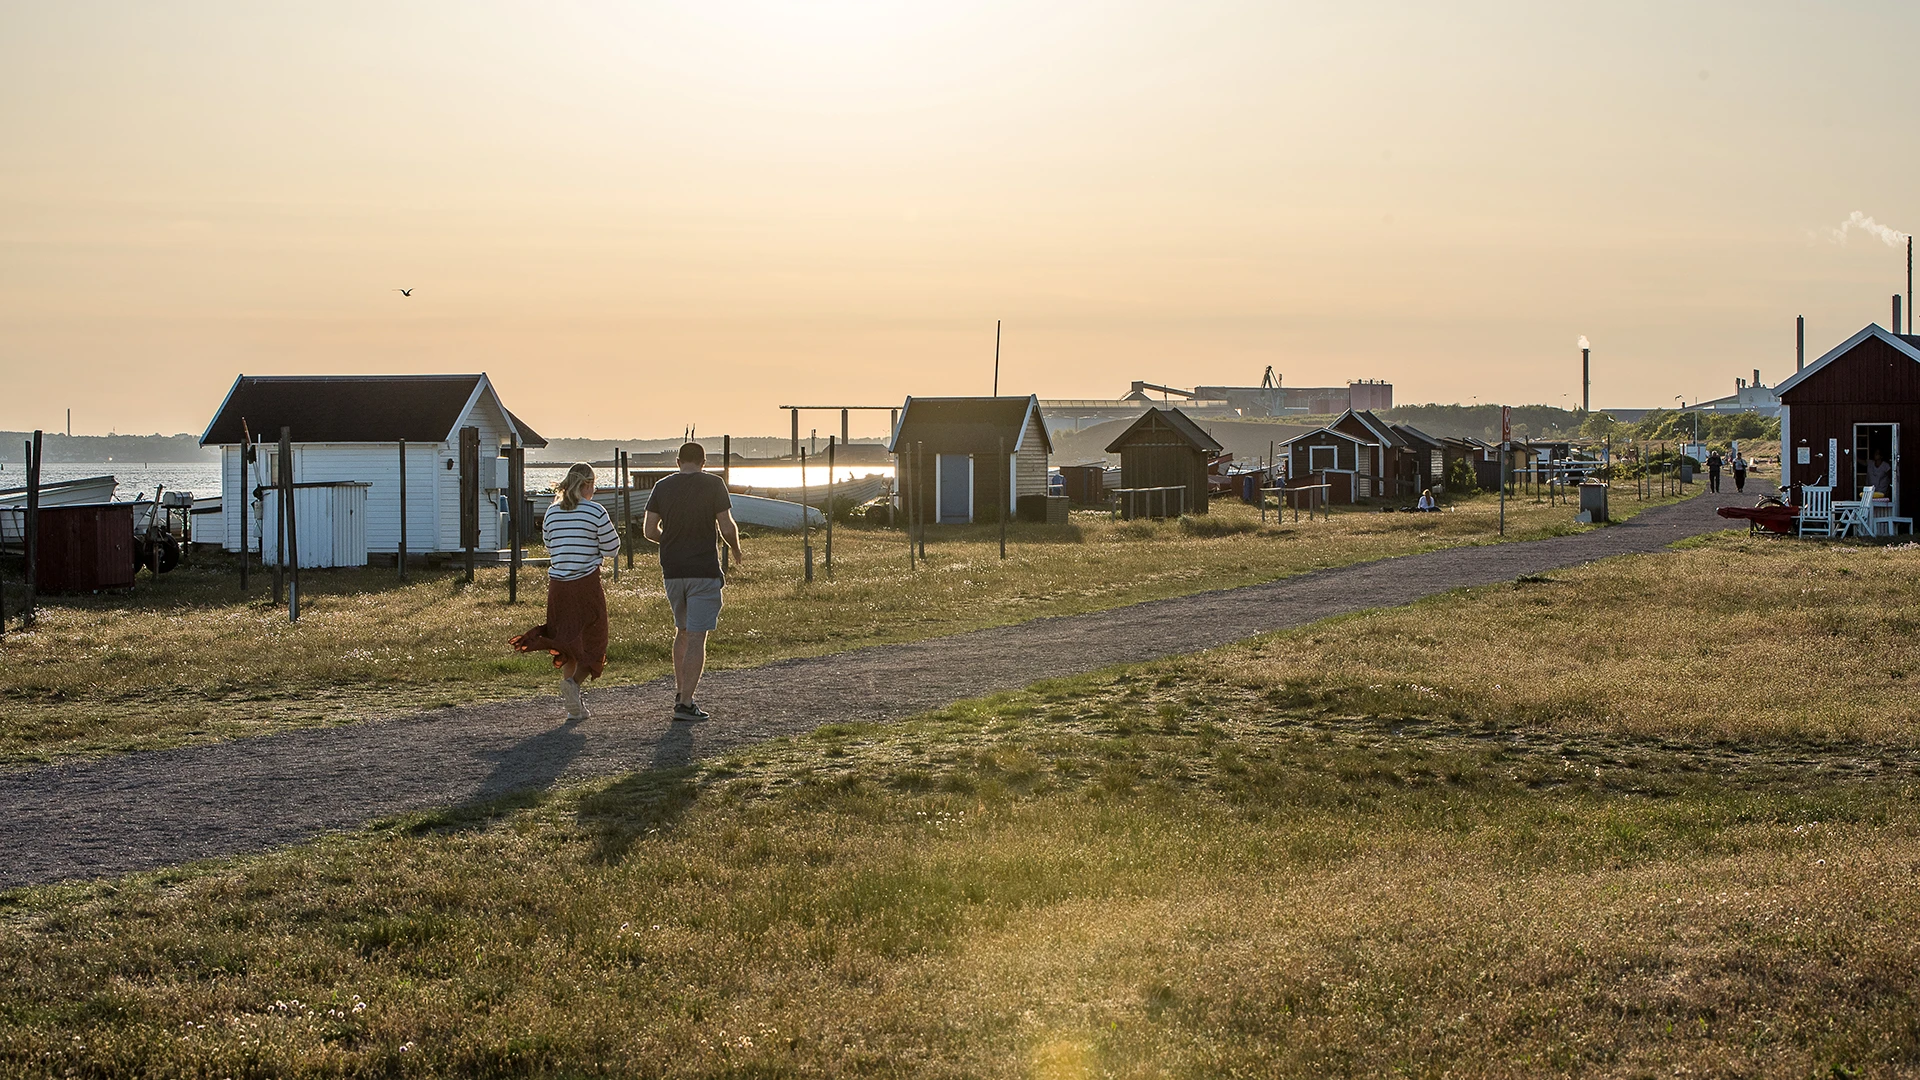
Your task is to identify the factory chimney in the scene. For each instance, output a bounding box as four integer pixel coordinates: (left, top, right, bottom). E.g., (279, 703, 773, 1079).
(1796, 316, 1805, 371)
(1581, 348, 1590, 412)
(1896, 294, 1904, 335)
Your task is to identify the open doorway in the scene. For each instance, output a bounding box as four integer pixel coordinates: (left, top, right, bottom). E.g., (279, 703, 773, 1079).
(1853, 423, 1899, 513)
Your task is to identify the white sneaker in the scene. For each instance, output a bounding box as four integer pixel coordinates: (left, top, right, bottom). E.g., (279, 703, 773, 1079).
(561, 677, 589, 721)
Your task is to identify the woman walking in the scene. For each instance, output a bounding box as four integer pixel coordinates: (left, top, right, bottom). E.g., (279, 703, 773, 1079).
(1731, 450, 1749, 493)
(511, 463, 621, 720)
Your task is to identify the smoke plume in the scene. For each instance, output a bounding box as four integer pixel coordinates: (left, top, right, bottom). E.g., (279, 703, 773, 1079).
(1577, 336, 1590, 350)
(1832, 210, 1909, 246)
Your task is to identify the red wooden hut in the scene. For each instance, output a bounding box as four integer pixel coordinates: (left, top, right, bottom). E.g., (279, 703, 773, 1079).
(1776, 323, 1920, 519)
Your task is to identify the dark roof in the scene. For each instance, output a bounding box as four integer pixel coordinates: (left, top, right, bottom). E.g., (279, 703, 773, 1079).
(1103, 407, 1223, 454)
(1283, 426, 1366, 447)
(1333, 409, 1405, 447)
(1390, 423, 1442, 449)
(200, 375, 547, 447)
(889, 396, 1049, 454)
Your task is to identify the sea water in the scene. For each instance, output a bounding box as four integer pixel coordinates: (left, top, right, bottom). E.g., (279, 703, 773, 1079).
(9, 461, 893, 501)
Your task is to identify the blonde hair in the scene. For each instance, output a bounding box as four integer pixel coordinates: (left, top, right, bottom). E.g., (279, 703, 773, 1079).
(554, 462, 597, 511)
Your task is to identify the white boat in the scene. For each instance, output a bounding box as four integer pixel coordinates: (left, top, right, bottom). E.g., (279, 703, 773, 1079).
(0, 474, 117, 506)
(729, 492, 825, 530)
(0, 475, 119, 546)
(733, 473, 889, 511)
(572, 488, 825, 531)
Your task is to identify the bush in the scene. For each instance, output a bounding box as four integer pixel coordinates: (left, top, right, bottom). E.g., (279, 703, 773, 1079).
(1446, 457, 1480, 493)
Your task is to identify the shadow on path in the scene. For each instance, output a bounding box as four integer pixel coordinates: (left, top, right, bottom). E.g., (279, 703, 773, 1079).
(0, 488, 1751, 889)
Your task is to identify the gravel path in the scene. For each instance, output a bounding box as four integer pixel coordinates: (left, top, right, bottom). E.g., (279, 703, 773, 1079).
(0, 491, 1747, 889)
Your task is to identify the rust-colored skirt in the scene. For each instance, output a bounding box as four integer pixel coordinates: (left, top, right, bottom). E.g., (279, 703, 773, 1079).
(509, 568, 609, 680)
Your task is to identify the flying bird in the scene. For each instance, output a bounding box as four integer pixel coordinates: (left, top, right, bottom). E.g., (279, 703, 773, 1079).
(396, 288, 414, 297)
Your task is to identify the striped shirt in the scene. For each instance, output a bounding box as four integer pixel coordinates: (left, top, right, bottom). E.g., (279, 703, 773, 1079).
(543, 499, 621, 581)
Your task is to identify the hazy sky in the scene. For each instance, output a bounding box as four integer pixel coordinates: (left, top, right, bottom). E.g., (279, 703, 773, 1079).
(4, 1, 1917, 439)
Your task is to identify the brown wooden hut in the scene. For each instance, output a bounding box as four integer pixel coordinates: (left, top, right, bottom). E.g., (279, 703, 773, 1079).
(1104, 407, 1223, 515)
(1776, 323, 1920, 518)
(1329, 408, 1411, 499)
(1282, 426, 1367, 504)
(889, 395, 1051, 525)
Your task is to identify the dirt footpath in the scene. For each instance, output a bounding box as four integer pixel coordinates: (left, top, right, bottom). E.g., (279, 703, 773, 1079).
(0, 490, 1749, 889)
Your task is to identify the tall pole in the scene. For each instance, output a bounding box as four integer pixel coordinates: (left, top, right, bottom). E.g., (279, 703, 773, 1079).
(722, 434, 732, 572)
(992, 319, 1001, 397)
(790, 409, 800, 459)
(1909, 235, 1914, 339)
(1581, 347, 1590, 413)
(801, 448, 813, 583)
(1797, 315, 1805, 371)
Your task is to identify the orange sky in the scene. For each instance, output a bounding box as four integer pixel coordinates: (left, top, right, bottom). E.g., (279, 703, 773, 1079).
(4, 2, 1917, 440)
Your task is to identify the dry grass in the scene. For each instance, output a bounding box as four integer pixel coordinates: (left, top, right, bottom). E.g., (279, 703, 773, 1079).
(0, 489, 1680, 763)
(4, 529, 1918, 1077)
(1214, 531, 1920, 745)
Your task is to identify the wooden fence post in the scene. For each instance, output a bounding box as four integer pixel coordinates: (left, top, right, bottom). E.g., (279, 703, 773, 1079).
(281, 427, 300, 622)
(722, 435, 731, 572)
(999, 437, 1007, 559)
(397, 439, 408, 582)
(801, 448, 813, 583)
(508, 441, 523, 603)
(459, 426, 479, 584)
(23, 432, 40, 627)
(825, 436, 835, 574)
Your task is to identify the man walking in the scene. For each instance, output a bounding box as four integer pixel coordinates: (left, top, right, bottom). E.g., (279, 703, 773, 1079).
(643, 442, 744, 721)
(1705, 448, 1723, 494)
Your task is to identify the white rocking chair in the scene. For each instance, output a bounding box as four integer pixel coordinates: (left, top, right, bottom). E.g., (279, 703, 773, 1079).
(1797, 485, 1834, 537)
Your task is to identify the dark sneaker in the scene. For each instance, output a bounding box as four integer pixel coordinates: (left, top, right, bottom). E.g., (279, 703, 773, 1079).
(672, 700, 711, 721)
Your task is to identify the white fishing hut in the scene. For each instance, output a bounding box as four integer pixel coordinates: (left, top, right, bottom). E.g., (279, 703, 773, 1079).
(199, 374, 548, 564)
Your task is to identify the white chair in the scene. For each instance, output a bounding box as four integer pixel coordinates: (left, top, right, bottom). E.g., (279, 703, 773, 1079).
(1797, 485, 1834, 537)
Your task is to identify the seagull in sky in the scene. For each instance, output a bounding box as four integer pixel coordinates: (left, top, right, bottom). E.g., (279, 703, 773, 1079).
(396, 288, 414, 297)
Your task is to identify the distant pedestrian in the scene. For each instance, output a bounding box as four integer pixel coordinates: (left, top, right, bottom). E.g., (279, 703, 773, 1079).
(1415, 488, 1439, 512)
(1731, 450, 1749, 493)
(644, 442, 745, 721)
(510, 462, 621, 721)
(1706, 449, 1723, 493)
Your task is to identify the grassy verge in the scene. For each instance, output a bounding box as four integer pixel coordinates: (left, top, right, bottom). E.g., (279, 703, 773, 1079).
(0, 487, 1693, 764)
(5, 529, 1916, 1077)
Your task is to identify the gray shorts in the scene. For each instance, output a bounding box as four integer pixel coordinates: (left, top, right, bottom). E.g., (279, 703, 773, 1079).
(664, 577, 724, 632)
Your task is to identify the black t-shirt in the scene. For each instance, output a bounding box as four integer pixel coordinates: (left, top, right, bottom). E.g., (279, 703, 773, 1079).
(645, 470, 732, 580)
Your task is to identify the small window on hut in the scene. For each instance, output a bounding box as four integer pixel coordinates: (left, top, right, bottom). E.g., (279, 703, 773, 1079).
(1309, 445, 1338, 472)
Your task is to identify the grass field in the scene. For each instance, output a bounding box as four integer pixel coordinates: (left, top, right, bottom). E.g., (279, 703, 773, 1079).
(3, 531, 1916, 1077)
(0, 488, 1689, 764)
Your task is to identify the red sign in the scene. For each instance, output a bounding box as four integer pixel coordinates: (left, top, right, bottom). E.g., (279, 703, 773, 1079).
(1501, 405, 1511, 445)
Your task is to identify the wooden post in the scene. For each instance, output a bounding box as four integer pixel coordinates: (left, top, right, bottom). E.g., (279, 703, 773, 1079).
(396, 439, 408, 582)
(23, 432, 40, 626)
(238, 422, 252, 592)
(801, 448, 813, 583)
(281, 427, 300, 622)
(459, 426, 479, 584)
(915, 441, 927, 559)
(508, 441, 523, 603)
(998, 437, 1008, 559)
(841, 408, 849, 448)
(622, 449, 634, 571)
(272, 438, 285, 607)
(906, 441, 916, 570)
(791, 409, 800, 459)
(722, 435, 731, 572)
(825, 436, 835, 573)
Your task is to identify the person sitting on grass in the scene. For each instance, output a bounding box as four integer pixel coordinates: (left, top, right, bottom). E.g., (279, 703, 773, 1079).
(1415, 488, 1439, 512)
